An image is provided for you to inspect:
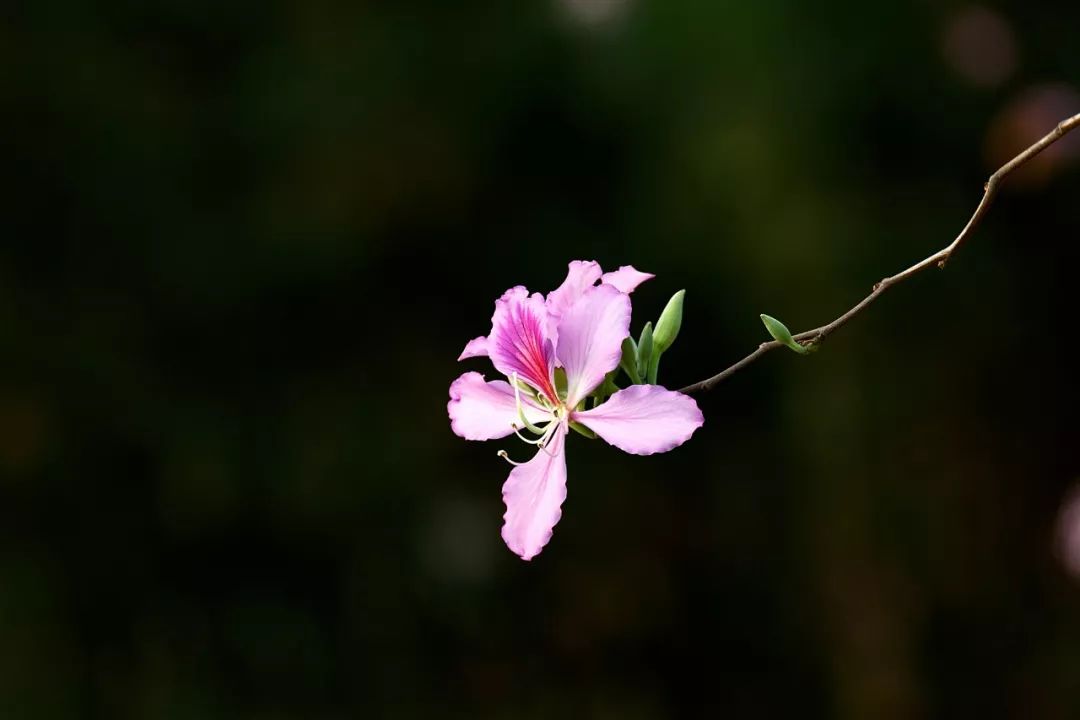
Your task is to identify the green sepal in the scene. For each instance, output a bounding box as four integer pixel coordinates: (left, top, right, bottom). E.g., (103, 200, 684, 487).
(647, 351, 660, 384)
(553, 367, 568, 398)
(590, 370, 620, 403)
(569, 421, 597, 439)
(620, 336, 642, 384)
(637, 322, 654, 379)
(653, 289, 685, 354)
(760, 314, 808, 355)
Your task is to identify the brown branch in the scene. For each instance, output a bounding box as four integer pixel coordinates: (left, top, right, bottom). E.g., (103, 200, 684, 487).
(680, 113, 1080, 395)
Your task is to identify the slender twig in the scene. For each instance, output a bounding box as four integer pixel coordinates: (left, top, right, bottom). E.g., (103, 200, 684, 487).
(679, 113, 1080, 395)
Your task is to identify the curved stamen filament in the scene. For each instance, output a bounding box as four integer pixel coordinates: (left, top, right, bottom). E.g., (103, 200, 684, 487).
(535, 420, 562, 457)
(512, 372, 547, 434)
(499, 372, 566, 466)
(513, 418, 547, 438)
(511, 423, 547, 445)
(536, 439, 558, 458)
(500, 415, 562, 464)
(497, 450, 524, 466)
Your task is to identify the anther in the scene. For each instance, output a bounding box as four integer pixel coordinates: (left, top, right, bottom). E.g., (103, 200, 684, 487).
(497, 449, 524, 466)
(537, 441, 558, 458)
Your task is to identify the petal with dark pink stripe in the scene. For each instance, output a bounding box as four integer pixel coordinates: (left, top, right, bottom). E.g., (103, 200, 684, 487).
(487, 287, 558, 402)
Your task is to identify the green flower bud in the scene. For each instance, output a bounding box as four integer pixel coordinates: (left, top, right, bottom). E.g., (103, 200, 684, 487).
(637, 322, 654, 379)
(647, 349, 660, 384)
(652, 290, 685, 354)
(760, 314, 808, 355)
(620, 336, 642, 384)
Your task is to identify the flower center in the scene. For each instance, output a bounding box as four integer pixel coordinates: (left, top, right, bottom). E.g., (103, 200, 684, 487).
(497, 373, 565, 465)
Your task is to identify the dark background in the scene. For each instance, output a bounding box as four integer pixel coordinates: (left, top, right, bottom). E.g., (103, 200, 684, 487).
(3, 1, 1080, 717)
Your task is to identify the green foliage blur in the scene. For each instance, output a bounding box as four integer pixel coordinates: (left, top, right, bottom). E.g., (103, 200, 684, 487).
(2, 1, 1080, 717)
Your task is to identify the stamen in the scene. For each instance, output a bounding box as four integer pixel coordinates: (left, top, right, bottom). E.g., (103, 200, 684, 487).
(497, 449, 524, 466)
(511, 372, 547, 434)
(510, 417, 546, 437)
(511, 423, 546, 445)
(534, 421, 562, 457)
(536, 439, 559, 458)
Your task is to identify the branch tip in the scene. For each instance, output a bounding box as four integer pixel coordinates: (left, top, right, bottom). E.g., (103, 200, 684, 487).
(680, 113, 1080, 394)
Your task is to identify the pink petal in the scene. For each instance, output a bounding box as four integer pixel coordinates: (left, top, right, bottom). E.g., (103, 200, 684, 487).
(459, 285, 532, 362)
(555, 283, 631, 406)
(458, 336, 488, 360)
(545, 260, 603, 330)
(448, 372, 551, 441)
(487, 287, 558, 403)
(600, 265, 654, 294)
(501, 423, 568, 560)
(573, 384, 703, 455)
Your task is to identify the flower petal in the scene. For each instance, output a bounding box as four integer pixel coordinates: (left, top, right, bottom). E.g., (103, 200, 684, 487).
(458, 336, 488, 360)
(573, 384, 703, 455)
(601, 265, 654, 294)
(488, 287, 558, 402)
(545, 260, 603, 327)
(460, 285, 533, 362)
(555, 283, 631, 406)
(501, 423, 568, 560)
(448, 372, 550, 441)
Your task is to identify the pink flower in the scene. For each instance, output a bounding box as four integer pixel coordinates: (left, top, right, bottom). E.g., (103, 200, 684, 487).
(448, 261, 704, 561)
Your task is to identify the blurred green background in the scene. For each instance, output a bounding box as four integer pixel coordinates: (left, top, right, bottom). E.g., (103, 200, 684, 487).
(2, 0, 1080, 717)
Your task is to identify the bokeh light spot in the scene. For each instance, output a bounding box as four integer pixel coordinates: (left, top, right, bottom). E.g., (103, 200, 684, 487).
(1055, 483, 1080, 579)
(941, 5, 1018, 89)
(555, 0, 632, 28)
(985, 83, 1080, 188)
